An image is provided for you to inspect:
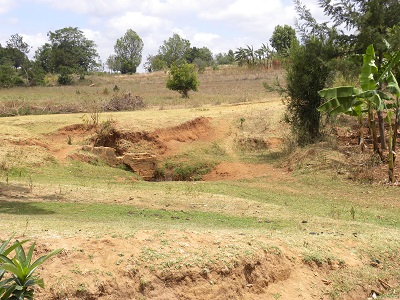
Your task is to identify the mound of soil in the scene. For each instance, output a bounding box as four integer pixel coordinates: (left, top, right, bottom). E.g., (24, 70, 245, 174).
(31, 233, 351, 300)
(91, 116, 213, 156)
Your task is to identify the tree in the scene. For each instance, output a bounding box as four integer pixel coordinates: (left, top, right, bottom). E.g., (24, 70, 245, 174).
(6, 34, 31, 70)
(186, 47, 213, 64)
(36, 27, 99, 77)
(144, 54, 167, 72)
(284, 37, 337, 145)
(111, 29, 144, 74)
(266, 1, 339, 145)
(158, 33, 191, 67)
(106, 54, 120, 73)
(235, 44, 272, 68)
(166, 63, 199, 98)
(34, 43, 53, 73)
(215, 50, 235, 65)
(270, 25, 297, 55)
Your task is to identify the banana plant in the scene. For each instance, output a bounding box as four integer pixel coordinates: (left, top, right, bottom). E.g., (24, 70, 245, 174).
(0, 240, 62, 300)
(318, 44, 400, 182)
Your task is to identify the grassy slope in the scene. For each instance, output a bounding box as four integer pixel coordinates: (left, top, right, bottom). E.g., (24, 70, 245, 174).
(0, 66, 399, 299)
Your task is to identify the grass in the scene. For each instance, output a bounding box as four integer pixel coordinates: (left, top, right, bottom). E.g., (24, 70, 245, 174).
(0, 66, 280, 114)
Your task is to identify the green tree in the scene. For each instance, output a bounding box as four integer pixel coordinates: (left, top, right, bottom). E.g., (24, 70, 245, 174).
(6, 34, 31, 70)
(34, 43, 53, 73)
(144, 54, 167, 72)
(0, 64, 20, 88)
(166, 63, 199, 98)
(186, 47, 213, 65)
(111, 29, 144, 74)
(105, 54, 121, 73)
(215, 50, 235, 65)
(35, 27, 99, 79)
(158, 33, 191, 67)
(269, 25, 297, 55)
(284, 37, 336, 145)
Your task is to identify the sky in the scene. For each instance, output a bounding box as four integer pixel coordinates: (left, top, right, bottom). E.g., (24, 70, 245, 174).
(0, 0, 329, 72)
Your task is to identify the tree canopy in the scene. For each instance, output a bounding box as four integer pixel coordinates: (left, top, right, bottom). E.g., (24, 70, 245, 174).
(159, 33, 191, 67)
(269, 25, 297, 55)
(166, 62, 199, 98)
(35, 27, 99, 75)
(318, 0, 400, 57)
(145, 33, 191, 72)
(110, 29, 144, 74)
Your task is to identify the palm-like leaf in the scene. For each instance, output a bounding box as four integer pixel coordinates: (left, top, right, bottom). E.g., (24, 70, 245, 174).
(0, 238, 62, 300)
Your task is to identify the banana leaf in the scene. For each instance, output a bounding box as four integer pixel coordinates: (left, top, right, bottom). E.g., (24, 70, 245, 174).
(360, 44, 378, 92)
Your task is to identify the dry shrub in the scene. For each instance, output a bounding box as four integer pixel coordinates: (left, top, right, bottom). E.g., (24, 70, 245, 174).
(235, 137, 268, 152)
(103, 92, 145, 111)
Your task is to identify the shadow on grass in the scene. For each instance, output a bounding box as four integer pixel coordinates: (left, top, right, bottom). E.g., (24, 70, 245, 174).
(0, 201, 55, 215)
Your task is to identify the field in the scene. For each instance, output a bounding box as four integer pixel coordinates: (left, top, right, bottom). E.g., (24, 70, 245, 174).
(0, 66, 399, 300)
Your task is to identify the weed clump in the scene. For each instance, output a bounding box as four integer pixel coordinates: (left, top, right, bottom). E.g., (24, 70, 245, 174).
(154, 161, 214, 181)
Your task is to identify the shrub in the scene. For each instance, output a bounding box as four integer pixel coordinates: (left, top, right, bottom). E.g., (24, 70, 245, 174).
(57, 66, 73, 85)
(154, 161, 213, 181)
(166, 63, 199, 98)
(284, 37, 336, 146)
(103, 93, 145, 111)
(0, 65, 15, 88)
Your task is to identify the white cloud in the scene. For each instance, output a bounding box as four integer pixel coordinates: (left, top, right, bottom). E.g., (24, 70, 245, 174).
(20, 33, 48, 57)
(107, 11, 169, 36)
(192, 33, 220, 46)
(34, 0, 134, 16)
(0, 0, 17, 14)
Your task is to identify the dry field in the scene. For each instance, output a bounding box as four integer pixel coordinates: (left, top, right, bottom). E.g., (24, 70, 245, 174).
(0, 66, 399, 300)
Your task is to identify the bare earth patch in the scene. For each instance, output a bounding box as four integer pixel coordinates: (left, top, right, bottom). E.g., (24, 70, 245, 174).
(30, 232, 362, 300)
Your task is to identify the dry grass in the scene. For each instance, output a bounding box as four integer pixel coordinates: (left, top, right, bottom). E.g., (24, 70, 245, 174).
(0, 66, 282, 115)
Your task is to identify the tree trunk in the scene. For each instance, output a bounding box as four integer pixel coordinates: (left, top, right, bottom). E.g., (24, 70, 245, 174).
(393, 99, 399, 163)
(368, 106, 379, 155)
(359, 115, 365, 153)
(377, 110, 387, 150)
(388, 114, 394, 183)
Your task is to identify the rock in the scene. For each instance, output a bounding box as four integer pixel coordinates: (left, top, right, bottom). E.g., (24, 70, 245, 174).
(123, 152, 157, 180)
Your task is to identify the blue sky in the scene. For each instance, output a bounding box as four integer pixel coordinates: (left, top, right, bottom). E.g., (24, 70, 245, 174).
(0, 0, 327, 72)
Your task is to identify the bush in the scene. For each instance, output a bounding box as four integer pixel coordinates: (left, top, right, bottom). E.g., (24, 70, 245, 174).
(284, 37, 336, 146)
(166, 63, 199, 98)
(57, 66, 73, 85)
(154, 161, 213, 181)
(0, 64, 24, 88)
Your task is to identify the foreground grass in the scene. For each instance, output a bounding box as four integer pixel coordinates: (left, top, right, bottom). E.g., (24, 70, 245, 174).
(2, 159, 399, 236)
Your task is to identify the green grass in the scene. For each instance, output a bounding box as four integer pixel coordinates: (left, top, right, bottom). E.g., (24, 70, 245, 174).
(0, 201, 289, 231)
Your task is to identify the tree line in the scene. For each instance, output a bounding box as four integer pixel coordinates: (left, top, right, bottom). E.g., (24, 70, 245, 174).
(0, 23, 294, 87)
